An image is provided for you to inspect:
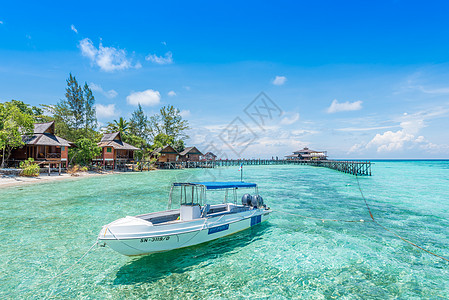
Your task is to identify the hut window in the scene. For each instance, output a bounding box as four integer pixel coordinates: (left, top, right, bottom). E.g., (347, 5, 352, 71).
(61, 146, 65, 151)
(107, 147, 112, 153)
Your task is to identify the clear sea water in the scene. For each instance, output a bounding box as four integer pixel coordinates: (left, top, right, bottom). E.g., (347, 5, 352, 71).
(0, 161, 448, 299)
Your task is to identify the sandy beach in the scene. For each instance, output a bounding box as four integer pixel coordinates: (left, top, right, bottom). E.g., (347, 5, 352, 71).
(0, 171, 109, 188)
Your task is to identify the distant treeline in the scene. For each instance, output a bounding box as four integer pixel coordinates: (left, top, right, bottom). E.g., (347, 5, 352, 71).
(0, 73, 189, 167)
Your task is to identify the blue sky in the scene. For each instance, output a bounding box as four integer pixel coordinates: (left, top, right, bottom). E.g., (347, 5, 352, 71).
(1, 1, 449, 159)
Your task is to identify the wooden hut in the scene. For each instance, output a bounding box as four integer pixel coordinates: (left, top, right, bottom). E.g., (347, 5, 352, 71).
(285, 147, 327, 161)
(179, 146, 203, 162)
(9, 121, 72, 168)
(95, 132, 139, 169)
(204, 151, 217, 161)
(151, 145, 179, 162)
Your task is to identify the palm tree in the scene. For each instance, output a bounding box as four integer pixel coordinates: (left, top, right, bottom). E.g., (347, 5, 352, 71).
(107, 117, 129, 135)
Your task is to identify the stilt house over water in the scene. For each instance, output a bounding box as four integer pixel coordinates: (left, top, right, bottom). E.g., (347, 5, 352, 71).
(285, 147, 328, 161)
(179, 146, 203, 162)
(94, 132, 139, 169)
(151, 145, 179, 162)
(9, 121, 72, 168)
(204, 152, 217, 161)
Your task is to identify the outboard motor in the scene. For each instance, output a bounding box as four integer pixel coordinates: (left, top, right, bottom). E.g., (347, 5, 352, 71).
(251, 195, 263, 208)
(242, 194, 252, 206)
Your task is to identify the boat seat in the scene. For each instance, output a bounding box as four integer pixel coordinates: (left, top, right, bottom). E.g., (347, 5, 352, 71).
(148, 213, 180, 225)
(207, 205, 228, 214)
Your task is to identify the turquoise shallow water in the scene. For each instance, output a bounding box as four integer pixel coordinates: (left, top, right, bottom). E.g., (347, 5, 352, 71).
(1, 161, 448, 299)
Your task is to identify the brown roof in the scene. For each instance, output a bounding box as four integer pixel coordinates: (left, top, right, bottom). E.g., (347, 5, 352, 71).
(22, 121, 72, 147)
(152, 145, 178, 155)
(293, 147, 324, 154)
(33, 121, 55, 134)
(98, 140, 139, 151)
(179, 146, 203, 156)
(204, 151, 217, 157)
(101, 132, 121, 142)
(23, 134, 71, 147)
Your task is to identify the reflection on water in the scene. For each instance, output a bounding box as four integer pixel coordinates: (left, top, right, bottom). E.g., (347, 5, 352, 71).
(113, 223, 271, 285)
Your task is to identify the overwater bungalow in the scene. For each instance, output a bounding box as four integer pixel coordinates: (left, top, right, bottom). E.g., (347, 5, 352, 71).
(9, 121, 72, 168)
(204, 151, 217, 161)
(179, 146, 203, 162)
(95, 132, 139, 169)
(151, 145, 179, 162)
(285, 147, 328, 161)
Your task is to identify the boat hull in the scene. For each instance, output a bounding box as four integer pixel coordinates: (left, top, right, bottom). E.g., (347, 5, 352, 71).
(99, 209, 270, 256)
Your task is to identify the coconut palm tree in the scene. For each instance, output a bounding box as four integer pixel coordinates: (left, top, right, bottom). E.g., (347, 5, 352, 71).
(107, 117, 130, 135)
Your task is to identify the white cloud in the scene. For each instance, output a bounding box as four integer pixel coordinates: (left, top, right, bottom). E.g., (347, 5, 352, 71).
(280, 112, 300, 125)
(327, 99, 363, 113)
(0, 21, 3, 25)
(161, 41, 167, 46)
(365, 130, 424, 152)
(291, 129, 319, 135)
(95, 104, 117, 119)
(349, 107, 449, 153)
(145, 51, 173, 64)
(126, 89, 161, 106)
(272, 76, 287, 86)
(79, 38, 140, 72)
(180, 110, 190, 118)
(168, 90, 176, 97)
(337, 125, 398, 132)
(183, 86, 191, 91)
(89, 83, 118, 99)
(26, 34, 31, 40)
(71, 24, 78, 34)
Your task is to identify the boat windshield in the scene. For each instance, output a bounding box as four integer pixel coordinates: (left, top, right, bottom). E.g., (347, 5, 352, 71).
(168, 182, 258, 209)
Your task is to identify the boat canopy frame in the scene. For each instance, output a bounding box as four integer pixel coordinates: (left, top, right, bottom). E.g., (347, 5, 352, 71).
(168, 182, 259, 209)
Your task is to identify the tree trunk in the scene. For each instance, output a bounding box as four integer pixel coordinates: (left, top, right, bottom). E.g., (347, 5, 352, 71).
(1, 147, 5, 168)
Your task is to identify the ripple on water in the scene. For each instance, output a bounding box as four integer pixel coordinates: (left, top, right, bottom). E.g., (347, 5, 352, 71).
(0, 162, 448, 298)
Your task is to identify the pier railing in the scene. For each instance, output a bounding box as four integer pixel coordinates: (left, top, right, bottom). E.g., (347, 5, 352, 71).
(154, 159, 372, 176)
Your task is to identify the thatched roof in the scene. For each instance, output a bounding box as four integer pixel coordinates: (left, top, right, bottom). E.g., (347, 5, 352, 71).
(152, 145, 178, 155)
(98, 132, 138, 150)
(22, 121, 72, 147)
(33, 121, 55, 134)
(101, 132, 121, 142)
(179, 146, 203, 156)
(98, 141, 138, 151)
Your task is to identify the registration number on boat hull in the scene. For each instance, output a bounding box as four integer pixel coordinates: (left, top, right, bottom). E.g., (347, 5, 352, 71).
(140, 236, 171, 243)
(208, 224, 229, 234)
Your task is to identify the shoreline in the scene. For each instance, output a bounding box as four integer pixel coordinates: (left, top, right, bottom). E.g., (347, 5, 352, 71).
(0, 171, 115, 188)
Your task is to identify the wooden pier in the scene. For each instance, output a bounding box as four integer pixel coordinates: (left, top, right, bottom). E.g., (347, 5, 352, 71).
(155, 159, 372, 176)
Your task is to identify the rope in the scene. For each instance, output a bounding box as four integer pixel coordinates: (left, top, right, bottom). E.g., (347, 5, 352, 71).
(34, 241, 98, 287)
(355, 175, 449, 263)
(273, 210, 371, 223)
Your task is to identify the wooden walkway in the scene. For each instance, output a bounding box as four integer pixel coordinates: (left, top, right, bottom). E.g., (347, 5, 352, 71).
(155, 159, 372, 176)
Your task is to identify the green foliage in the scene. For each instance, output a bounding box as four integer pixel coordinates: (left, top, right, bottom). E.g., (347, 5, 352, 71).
(70, 138, 101, 166)
(148, 105, 189, 152)
(19, 158, 40, 177)
(152, 133, 174, 150)
(83, 83, 97, 131)
(0, 102, 34, 167)
(129, 104, 149, 140)
(173, 139, 185, 153)
(8, 100, 45, 122)
(107, 117, 129, 135)
(65, 73, 85, 130)
(45, 74, 98, 143)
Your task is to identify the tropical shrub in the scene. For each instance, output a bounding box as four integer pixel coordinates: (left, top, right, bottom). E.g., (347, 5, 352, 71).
(19, 158, 40, 177)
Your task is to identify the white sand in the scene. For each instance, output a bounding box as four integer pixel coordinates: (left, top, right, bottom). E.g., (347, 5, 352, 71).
(0, 171, 108, 188)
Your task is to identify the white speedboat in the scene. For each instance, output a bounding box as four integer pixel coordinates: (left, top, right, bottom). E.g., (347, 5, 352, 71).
(98, 182, 271, 256)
